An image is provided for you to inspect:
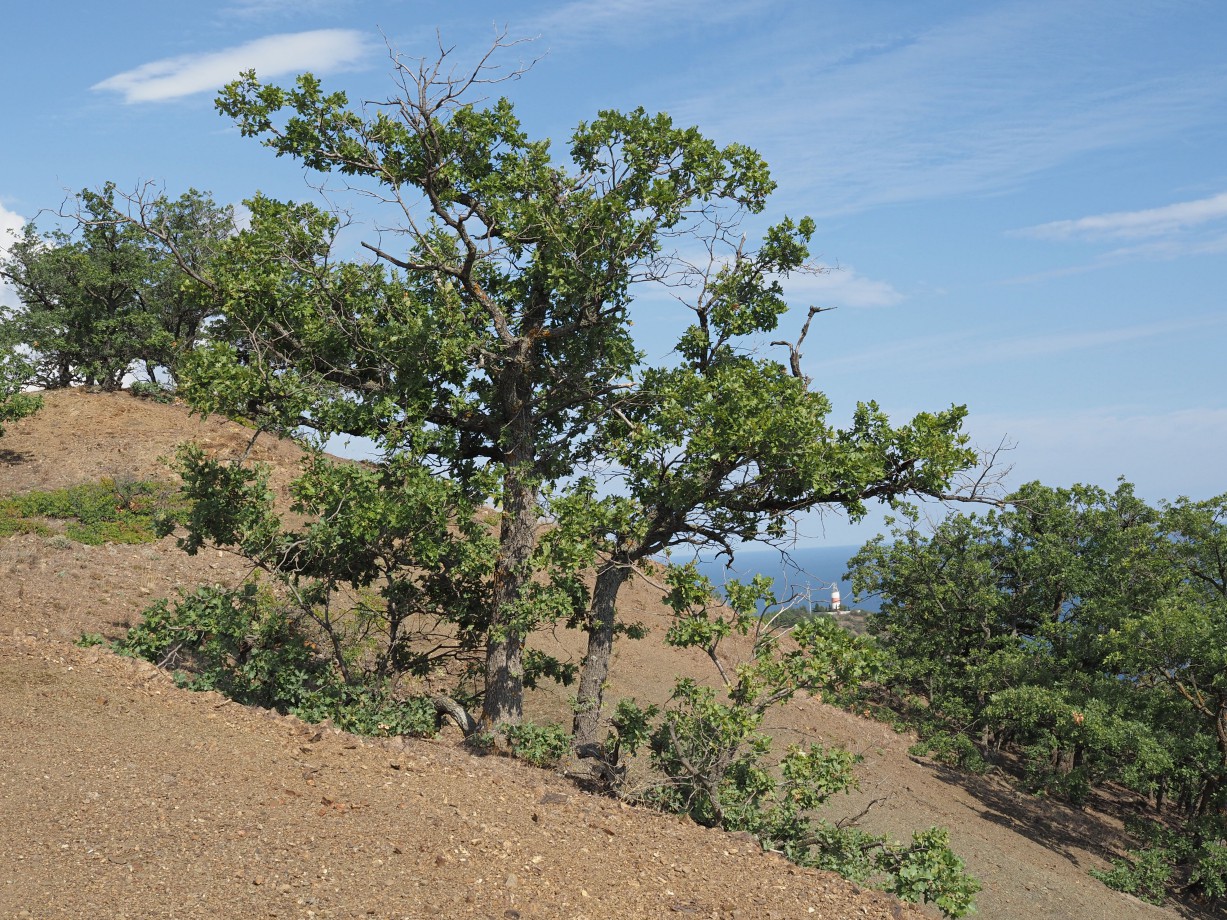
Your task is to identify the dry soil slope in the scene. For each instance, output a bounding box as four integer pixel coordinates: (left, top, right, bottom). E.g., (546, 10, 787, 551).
(1, 390, 925, 920)
(0, 390, 1192, 919)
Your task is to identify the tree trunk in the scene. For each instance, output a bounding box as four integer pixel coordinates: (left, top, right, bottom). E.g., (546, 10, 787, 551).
(572, 558, 633, 751)
(479, 372, 539, 733)
(481, 470, 537, 731)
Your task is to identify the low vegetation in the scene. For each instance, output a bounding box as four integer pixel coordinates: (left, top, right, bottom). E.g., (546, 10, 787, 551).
(600, 566, 980, 917)
(0, 478, 184, 544)
(114, 582, 438, 739)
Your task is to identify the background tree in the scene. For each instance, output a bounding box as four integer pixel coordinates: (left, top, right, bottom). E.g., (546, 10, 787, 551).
(0, 185, 230, 390)
(0, 341, 40, 435)
(849, 482, 1227, 906)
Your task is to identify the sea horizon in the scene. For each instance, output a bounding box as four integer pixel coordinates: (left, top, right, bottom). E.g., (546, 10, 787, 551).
(691, 544, 883, 614)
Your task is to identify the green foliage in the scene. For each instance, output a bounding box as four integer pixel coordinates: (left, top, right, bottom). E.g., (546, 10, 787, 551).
(0, 345, 40, 435)
(165, 442, 502, 690)
(909, 731, 988, 775)
(500, 721, 572, 768)
(601, 697, 661, 763)
(620, 564, 979, 918)
(0, 479, 184, 544)
(297, 687, 436, 739)
(0, 185, 231, 390)
(118, 583, 321, 706)
(1091, 846, 1174, 905)
(792, 823, 982, 918)
(849, 481, 1227, 909)
(74, 632, 107, 648)
(1190, 838, 1227, 902)
(128, 380, 175, 403)
(115, 583, 437, 738)
(1090, 815, 1227, 907)
(876, 828, 982, 918)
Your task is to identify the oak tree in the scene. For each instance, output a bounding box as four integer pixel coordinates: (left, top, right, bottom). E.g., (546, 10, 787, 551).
(151, 38, 977, 736)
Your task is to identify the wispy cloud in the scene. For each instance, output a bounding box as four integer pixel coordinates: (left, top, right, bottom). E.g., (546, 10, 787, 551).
(974, 316, 1225, 361)
(1102, 231, 1227, 261)
(665, 4, 1227, 215)
(1007, 194, 1227, 282)
(970, 405, 1227, 499)
(526, 0, 764, 47)
(1020, 191, 1227, 241)
(822, 314, 1227, 374)
(788, 265, 904, 309)
(92, 29, 373, 103)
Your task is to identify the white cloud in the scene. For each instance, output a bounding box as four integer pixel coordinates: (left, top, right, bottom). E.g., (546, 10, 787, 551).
(665, 5, 1227, 216)
(1020, 191, 1227, 241)
(0, 203, 24, 247)
(0, 203, 28, 311)
(822, 314, 1227, 374)
(92, 29, 373, 103)
(527, 0, 764, 47)
(788, 265, 904, 309)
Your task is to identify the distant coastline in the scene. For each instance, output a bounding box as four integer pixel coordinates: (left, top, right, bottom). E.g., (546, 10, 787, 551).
(692, 545, 882, 614)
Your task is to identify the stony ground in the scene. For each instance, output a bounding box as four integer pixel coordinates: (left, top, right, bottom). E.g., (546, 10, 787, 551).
(0, 389, 1204, 919)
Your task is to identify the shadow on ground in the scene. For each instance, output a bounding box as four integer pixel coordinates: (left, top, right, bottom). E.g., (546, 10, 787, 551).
(923, 759, 1222, 920)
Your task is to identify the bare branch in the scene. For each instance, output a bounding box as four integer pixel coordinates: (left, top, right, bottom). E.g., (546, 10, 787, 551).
(770, 304, 837, 381)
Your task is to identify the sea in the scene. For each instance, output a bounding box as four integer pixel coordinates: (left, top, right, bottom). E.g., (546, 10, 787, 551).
(690, 544, 881, 613)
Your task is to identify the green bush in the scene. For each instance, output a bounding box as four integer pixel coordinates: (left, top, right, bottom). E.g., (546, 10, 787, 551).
(128, 380, 175, 403)
(295, 685, 436, 738)
(1189, 838, 1227, 903)
(623, 565, 981, 919)
(501, 721, 572, 768)
(0, 479, 185, 544)
(1091, 846, 1173, 905)
(1091, 816, 1227, 908)
(116, 583, 437, 738)
(909, 730, 987, 774)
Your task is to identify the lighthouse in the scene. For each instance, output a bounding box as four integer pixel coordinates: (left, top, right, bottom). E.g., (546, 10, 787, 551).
(830, 586, 842, 612)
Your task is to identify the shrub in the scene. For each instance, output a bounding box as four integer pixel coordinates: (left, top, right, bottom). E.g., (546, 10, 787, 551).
(0, 479, 185, 544)
(501, 721, 572, 768)
(128, 380, 175, 403)
(116, 583, 438, 738)
(613, 565, 982, 919)
(1091, 816, 1227, 908)
(1091, 846, 1173, 905)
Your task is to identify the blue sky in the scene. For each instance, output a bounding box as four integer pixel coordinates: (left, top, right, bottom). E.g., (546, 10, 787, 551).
(3, 0, 1226, 546)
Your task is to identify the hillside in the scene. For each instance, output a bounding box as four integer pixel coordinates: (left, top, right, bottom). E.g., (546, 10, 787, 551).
(0, 389, 1193, 919)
